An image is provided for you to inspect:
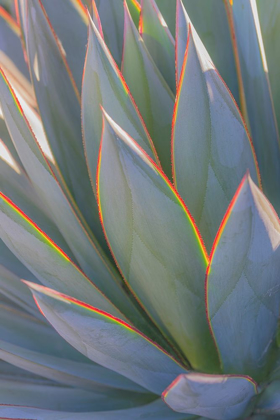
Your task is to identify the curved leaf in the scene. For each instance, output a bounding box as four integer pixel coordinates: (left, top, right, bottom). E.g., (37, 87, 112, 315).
(24, 0, 101, 238)
(0, 192, 126, 321)
(162, 372, 257, 419)
(0, 68, 141, 321)
(181, 0, 240, 109)
(27, 283, 187, 395)
(82, 14, 159, 195)
(206, 175, 280, 382)
(229, 0, 280, 214)
(41, 0, 88, 91)
(140, 0, 175, 93)
(122, 2, 174, 178)
(0, 339, 147, 394)
(0, 399, 189, 420)
(97, 111, 220, 372)
(0, 378, 154, 412)
(173, 1, 260, 251)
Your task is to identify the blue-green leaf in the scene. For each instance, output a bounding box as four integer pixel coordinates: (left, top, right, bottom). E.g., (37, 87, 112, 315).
(173, 0, 260, 251)
(230, 0, 280, 214)
(207, 175, 280, 382)
(28, 283, 187, 395)
(24, 0, 100, 237)
(97, 111, 220, 372)
(122, 1, 174, 178)
(82, 13, 159, 196)
(162, 372, 257, 419)
(0, 399, 190, 419)
(140, 0, 175, 93)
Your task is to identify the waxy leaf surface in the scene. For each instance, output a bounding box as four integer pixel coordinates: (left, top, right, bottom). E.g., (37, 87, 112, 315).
(140, 0, 175, 93)
(163, 372, 257, 419)
(230, 0, 280, 214)
(122, 2, 174, 178)
(82, 15, 158, 195)
(173, 1, 260, 251)
(207, 176, 280, 382)
(97, 112, 220, 372)
(28, 283, 186, 395)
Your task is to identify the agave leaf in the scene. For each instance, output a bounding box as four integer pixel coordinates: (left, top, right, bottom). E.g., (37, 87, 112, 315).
(155, 0, 176, 37)
(228, 0, 280, 214)
(256, 380, 280, 415)
(207, 175, 280, 382)
(0, 378, 154, 412)
(173, 1, 260, 251)
(27, 282, 187, 395)
(0, 156, 75, 258)
(0, 338, 149, 394)
(23, 0, 102, 238)
(0, 69, 144, 321)
(97, 111, 220, 373)
(140, 0, 175, 93)
(122, 2, 174, 179)
(0, 191, 128, 320)
(0, 238, 37, 282)
(82, 14, 159, 196)
(0, 6, 32, 94)
(40, 0, 88, 92)
(0, 116, 25, 173)
(94, 0, 140, 68)
(162, 372, 257, 419)
(0, 265, 40, 317)
(0, 399, 190, 420)
(181, 0, 240, 108)
(257, 0, 280, 134)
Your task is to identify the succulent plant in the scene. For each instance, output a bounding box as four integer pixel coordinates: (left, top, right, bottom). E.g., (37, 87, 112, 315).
(0, 0, 280, 418)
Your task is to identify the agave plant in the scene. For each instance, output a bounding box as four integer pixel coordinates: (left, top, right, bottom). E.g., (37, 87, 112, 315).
(0, 0, 280, 418)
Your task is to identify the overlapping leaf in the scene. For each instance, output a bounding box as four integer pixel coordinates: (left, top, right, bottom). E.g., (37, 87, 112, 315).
(229, 0, 280, 214)
(0, 399, 190, 420)
(207, 175, 280, 382)
(140, 0, 175, 93)
(23, 0, 101, 238)
(97, 111, 220, 372)
(122, 2, 174, 178)
(173, 0, 260, 251)
(82, 14, 159, 195)
(0, 68, 145, 322)
(181, 0, 240, 107)
(40, 0, 88, 91)
(256, 380, 280, 415)
(27, 282, 187, 395)
(162, 372, 257, 419)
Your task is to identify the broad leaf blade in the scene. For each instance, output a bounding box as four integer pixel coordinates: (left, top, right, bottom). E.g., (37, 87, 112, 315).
(0, 399, 189, 419)
(140, 0, 175, 93)
(180, 0, 240, 108)
(24, 0, 100, 237)
(28, 283, 187, 395)
(0, 68, 141, 321)
(82, 15, 159, 195)
(173, 2, 260, 251)
(0, 342, 151, 399)
(163, 372, 257, 419)
(41, 0, 88, 91)
(207, 176, 280, 382)
(230, 0, 280, 214)
(97, 111, 220, 372)
(122, 2, 174, 178)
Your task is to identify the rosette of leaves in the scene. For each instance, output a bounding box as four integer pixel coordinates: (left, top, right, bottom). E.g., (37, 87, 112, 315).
(0, 0, 279, 419)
